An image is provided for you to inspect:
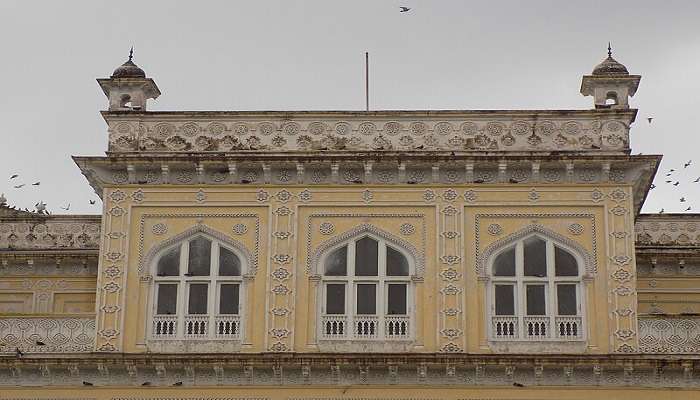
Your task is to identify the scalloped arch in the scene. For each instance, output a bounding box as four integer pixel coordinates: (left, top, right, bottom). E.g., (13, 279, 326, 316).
(307, 223, 424, 277)
(141, 223, 254, 276)
(476, 223, 595, 277)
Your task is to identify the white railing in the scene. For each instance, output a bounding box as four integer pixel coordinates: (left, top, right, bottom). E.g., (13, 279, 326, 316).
(321, 315, 348, 339)
(152, 315, 178, 338)
(0, 316, 95, 354)
(492, 316, 518, 339)
(524, 316, 550, 338)
(385, 315, 410, 339)
(555, 316, 582, 339)
(639, 316, 700, 353)
(491, 315, 585, 341)
(214, 315, 241, 339)
(183, 315, 208, 338)
(354, 315, 380, 339)
(321, 315, 409, 340)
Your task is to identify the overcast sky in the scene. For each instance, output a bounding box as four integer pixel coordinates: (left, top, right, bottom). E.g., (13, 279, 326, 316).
(1, 0, 699, 214)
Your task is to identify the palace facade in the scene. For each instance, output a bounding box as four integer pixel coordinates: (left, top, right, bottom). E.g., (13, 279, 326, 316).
(1, 50, 698, 399)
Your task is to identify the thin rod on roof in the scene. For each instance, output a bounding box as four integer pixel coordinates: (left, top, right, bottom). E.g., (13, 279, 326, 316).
(365, 52, 369, 111)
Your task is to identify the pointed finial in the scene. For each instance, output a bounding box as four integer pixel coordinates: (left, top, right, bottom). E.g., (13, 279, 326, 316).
(607, 42, 612, 58)
(128, 46, 134, 62)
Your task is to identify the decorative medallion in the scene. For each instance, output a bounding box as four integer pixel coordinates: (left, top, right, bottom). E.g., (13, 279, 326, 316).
(276, 189, 293, 203)
(464, 190, 477, 203)
(257, 190, 270, 202)
(487, 223, 503, 236)
(299, 189, 313, 202)
(568, 223, 584, 235)
(399, 223, 415, 236)
(232, 224, 248, 235)
(195, 189, 207, 203)
(152, 223, 168, 235)
(361, 189, 373, 203)
(319, 222, 335, 235)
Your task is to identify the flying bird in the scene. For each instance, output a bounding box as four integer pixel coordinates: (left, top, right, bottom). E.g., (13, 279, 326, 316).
(31, 182, 40, 186)
(60, 203, 70, 211)
(695, 177, 700, 183)
(680, 197, 686, 202)
(666, 173, 673, 177)
(89, 200, 96, 205)
(82, 381, 93, 386)
(13, 184, 25, 189)
(674, 181, 680, 186)
(399, 6, 411, 12)
(686, 206, 692, 211)
(9, 174, 18, 179)
(665, 180, 672, 184)
(650, 184, 656, 189)
(659, 208, 665, 213)
(669, 169, 676, 173)
(647, 117, 653, 123)
(685, 160, 693, 168)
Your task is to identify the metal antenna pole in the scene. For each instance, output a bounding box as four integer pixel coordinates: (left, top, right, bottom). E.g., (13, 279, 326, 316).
(365, 52, 369, 111)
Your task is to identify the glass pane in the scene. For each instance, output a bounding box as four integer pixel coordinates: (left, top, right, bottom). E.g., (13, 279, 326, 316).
(188, 284, 208, 314)
(187, 237, 211, 276)
(355, 237, 378, 276)
(526, 285, 546, 315)
(219, 284, 240, 314)
(156, 284, 177, 315)
(325, 284, 345, 314)
(524, 236, 547, 277)
(386, 246, 409, 276)
(555, 247, 578, 276)
(324, 246, 347, 276)
(494, 285, 514, 315)
(557, 284, 577, 315)
(387, 284, 407, 314)
(356, 284, 377, 314)
(219, 246, 241, 276)
(493, 247, 515, 276)
(157, 246, 180, 276)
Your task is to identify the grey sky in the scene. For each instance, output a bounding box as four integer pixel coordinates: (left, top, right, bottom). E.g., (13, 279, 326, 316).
(1, 0, 699, 214)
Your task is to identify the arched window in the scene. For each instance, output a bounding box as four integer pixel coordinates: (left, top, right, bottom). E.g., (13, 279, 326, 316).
(320, 235, 413, 340)
(605, 91, 618, 106)
(489, 234, 584, 341)
(151, 234, 245, 341)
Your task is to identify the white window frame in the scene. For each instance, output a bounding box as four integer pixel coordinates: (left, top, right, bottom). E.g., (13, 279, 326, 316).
(149, 233, 246, 341)
(488, 234, 586, 341)
(318, 234, 414, 341)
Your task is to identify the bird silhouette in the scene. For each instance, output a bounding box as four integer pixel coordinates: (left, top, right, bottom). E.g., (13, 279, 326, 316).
(172, 382, 183, 386)
(665, 180, 672, 184)
(142, 381, 152, 386)
(35, 340, 45, 346)
(685, 161, 692, 168)
(647, 117, 653, 123)
(13, 184, 25, 189)
(674, 181, 680, 186)
(650, 184, 656, 189)
(31, 182, 40, 186)
(60, 203, 70, 211)
(513, 382, 525, 387)
(695, 177, 700, 183)
(681, 197, 686, 202)
(9, 174, 18, 179)
(659, 208, 665, 213)
(669, 169, 676, 172)
(89, 200, 96, 205)
(666, 173, 673, 177)
(686, 206, 692, 211)
(399, 6, 411, 12)
(82, 381, 93, 386)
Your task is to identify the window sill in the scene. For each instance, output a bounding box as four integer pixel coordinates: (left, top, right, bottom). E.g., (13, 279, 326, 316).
(488, 340, 588, 354)
(317, 339, 415, 353)
(147, 339, 242, 353)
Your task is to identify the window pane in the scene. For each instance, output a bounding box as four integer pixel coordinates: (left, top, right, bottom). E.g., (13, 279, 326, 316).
(157, 247, 180, 276)
(324, 246, 347, 276)
(219, 246, 241, 276)
(524, 237, 547, 277)
(387, 284, 407, 314)
(557, 284, 577, 315)
(494, 285, 514, 315)
(188, 284, 208, 314)
(555, 247, 578, 276)
(526, 285, 546, 315)
(219, 284, 240, 314)
(156, 284, 177, 315)
(386, 246, 409, 276)
(325, 284, 345, 314)
(188, 237, 211, 276)
(356, 284, 377, 314)
(493, 247, 515, 276)
(355, 237, 378, 276)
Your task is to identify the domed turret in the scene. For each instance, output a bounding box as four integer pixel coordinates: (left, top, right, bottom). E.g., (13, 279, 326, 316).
(111, 49, 147, 78)
(97, 48, 161, 111)
(580, 44, 640, 109)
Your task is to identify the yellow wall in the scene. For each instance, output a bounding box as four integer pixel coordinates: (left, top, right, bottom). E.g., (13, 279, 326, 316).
(93, 184, 638, 354)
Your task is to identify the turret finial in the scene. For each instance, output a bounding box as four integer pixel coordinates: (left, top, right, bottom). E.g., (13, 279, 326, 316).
(608, 42, 612, 58)
(128, 46, 134, 62)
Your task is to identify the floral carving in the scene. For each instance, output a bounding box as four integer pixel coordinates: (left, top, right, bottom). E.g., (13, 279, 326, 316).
(276, 189, 293, 203)
(257, 190, 270, 202)
(400, 223, 415, 236)
(464, 190, 477, 202)
(423, 189, 436, 202)
(568, 223, 584, 235)
(299, 189, 312, 202)
(487, 224, 502, 235)
(152, 223, 168, 235)
(319, 222, 335, 235)
(232, 224, 248, 235)
(361, 189, 373, 203)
